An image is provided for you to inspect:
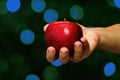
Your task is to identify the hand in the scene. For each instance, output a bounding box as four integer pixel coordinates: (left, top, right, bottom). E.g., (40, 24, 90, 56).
(43, 24, 99, 64)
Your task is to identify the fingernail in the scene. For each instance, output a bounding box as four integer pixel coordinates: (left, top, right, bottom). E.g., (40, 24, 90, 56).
(60, 47, 68, 53)
(76, 43, 81, 48)
(61, 50, 66, 54)
(61, 50, 68, 57)
(48, 49, 53, 53)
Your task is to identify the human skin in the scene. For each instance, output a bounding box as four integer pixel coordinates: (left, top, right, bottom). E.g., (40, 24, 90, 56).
(44, 24, 120, 64)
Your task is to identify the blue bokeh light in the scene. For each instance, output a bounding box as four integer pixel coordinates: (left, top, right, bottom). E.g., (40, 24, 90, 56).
(70, 5, 84, 20)
(114, 0, 120, 8)
(20, 29, 35, 45)
(51, 59, 63, 67)
(31, 0, 46, 13)
(43, 9, 59, 23)
(25, 74, 40, 80)
(6, 0, 21, 12)
(104, 62, 116, 77)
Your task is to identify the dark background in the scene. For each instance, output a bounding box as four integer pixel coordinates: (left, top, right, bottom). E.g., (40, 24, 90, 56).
(0, 0, 120, 80)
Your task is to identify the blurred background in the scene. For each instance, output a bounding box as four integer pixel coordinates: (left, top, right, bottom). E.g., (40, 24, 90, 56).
(0, 0, 120, 80)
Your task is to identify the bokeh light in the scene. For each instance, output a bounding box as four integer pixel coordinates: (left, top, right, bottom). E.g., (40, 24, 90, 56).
(70, 5, 84, 20)
(43, 66, 58, 80)
(0, 59, 9, 72)
(6, 0, 21, 12)
(9, 54, 24, 68)
(20, 29, 35, 45)
(1, 0, 120, 80)
(107, 0, 116, 7)
(25, 74, 40, 80)
(31, 0, 46, 13)
(0, 1, 8, 15)
(43, 9, 59, 23)
(51, 59, 63, 67)
(104, 62, 116, 77)
(114, 0, 120, 8)
(87, 26, 94, 28)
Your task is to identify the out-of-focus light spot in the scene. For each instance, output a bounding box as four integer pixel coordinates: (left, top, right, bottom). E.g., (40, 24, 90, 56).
(0, 59, 9, 72)
(25, 74, 40, 80)
(6, 0, 21, 12)
(114, 0, 120, 8)
(107, 0, 116, 7)
(51, 59, 63, 67)
(104, 62, 116, 77)
(31, 0, 46, 13)
(87, 26, 94, 28)
(20, 29, 35, 45)
(70, 5, 84, 20)
(9, 54, 24, 68)
(43, 66, 58, 80)
(43, 9, 59, 23)
(0, 1, 8, 15)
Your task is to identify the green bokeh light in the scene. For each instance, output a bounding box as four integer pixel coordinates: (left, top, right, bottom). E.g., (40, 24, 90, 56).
(0, 0, 120, 80)
(43, 66, 59, 80)
(10, 66, 31, 80)
(0, 59, 9, 72)
(87, 26, 94, 28)
(69, 5, 84, 20)
(0, 0, 8, 15)
(9, 54, 24, 68)
(107, 0, 116, 7)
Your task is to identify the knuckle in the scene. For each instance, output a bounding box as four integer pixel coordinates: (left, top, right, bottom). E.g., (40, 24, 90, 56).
(60, 56, 70, 64)
(73, 58, 81, 63)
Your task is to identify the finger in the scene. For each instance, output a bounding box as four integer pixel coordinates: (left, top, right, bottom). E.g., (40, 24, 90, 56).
(80, 37, 90, 61)
(46, 46, 56, 62)
(43, 24, 49, 32)
(72, 41, 83, 63)
(80, 37, 89, 50)
(59, 47, 70, 64)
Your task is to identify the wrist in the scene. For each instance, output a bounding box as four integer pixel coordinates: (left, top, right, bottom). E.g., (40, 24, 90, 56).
(90, 27, 106, 49)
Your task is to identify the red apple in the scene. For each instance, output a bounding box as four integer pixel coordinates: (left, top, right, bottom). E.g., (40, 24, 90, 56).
(45, 21, 83, 57)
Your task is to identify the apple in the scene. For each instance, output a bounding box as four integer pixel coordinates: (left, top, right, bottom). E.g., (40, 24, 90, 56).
(45, 20, 83, 57)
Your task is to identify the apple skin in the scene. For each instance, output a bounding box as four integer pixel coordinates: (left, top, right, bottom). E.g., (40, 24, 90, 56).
(45, 21, 83, 57)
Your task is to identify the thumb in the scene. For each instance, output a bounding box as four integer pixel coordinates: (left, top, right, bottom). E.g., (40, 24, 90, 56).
(43, 24, 49, 32)
(76, 23, 86, 30)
